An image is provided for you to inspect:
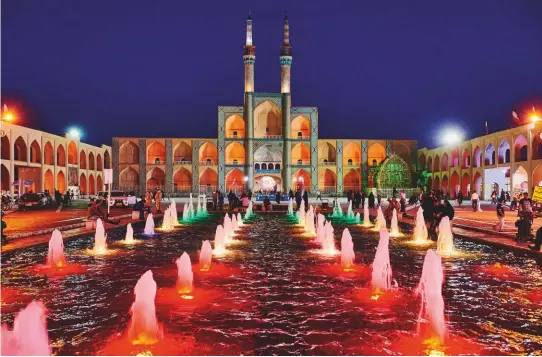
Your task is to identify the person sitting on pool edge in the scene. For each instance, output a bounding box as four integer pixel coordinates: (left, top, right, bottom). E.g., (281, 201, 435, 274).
(88, 199, 120, 225)
(263, 196, 272, 212)
(529, 226, 542, 251)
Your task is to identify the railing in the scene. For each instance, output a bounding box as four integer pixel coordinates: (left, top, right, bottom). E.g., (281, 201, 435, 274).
(118, 185, 139, 195)
(225, 160, 244, 165)
(343, 186, 361, 193)
(262, 135, 282, 139)
(293, 135, 310, 140)
(292, 160, 310, 165)
(200, 160, 217, 166)
(226, 134, 244, 139)
(255, 169, 280, 174)
(173, 186, 192, 194)
(320, 186, 337, 194)
(365, 188, 419, 199)
(344, 161, 361, 166)
(199, 185, 217, 194)
(319, 161, 336, 166)
(174, 160, 192, 165)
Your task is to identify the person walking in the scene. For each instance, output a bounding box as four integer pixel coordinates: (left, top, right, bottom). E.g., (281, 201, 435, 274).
(495, 198, 505, 232)
(303, 190, 309, 208)
(377, 193, 382, 207)
(145, 189, 153, 213)
(368, 192, 375, 209)
(212, 190, 218, 211)
(295, 190, 302, 210)
(471, 191, 479, 212)
(155, 188, 163, 213)
(456, 192, 463, 207)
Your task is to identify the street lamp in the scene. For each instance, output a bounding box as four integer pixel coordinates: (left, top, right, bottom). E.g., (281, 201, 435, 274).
(2, 105, 15, 122)
(67, 127, 82, 140)
(440, 127, 464, 146)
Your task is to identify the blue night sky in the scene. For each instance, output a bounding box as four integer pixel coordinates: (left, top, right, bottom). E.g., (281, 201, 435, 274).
(2, 0, 542, 148)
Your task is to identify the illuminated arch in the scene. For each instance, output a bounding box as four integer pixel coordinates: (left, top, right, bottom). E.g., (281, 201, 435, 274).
(57, 144, 66, 166)
(67, 141, 77, 164)
(291, 143, 310, 164)
(426, 156, 433, 173)
(497, 139, 511, 164)
(199, 141, 218, 164)
(80, 173, 87, 194)
(292, 169, 311, 191)
(225, 114, 245, 138)
(254, 100, 282, 137)
(344, 168, 361, 190)
(441, 153, 449, 171)
(173, 142, 191, 162)
(461, 173, 470, 196)
(30, 140, 41, 163)
(418, 153, 426, 171)
(433, 154, 440, 172)
(104, 150, 111, 169)
(120, 167, 139, 191)
(14, 136, 27, 161)
(88, 174, 95, 195)
(462, 148, 470, 168)
(199, 167, 218, 187)
(319, 142, 336, 163)
(319, 169, 336, 188)
(441, 175, 449, 195)
(1, 136, 10, 160)
(97, 153, 103, 171)
(226, 168, 245, 191)
(484, 143, 495, 165)
(344, 142, 361, 165)
(44, 169, 54, 193)
(147, 167, 165, 190)
(79, 149, 87, 169)
(147, 141, 165, 164)
(225, 142, 245, 164)
(88, 152, 95, 170)
(1, 165, 9, 191)
(473, 146, 482, 167)
(450, 147, 460, 167)
(368, 143, 386, 166)
(291, 115, 310, 138)
(514, 135, 528, 162)
(120, 141, 139, 164)
(97, 175, 103, 191)
(173, 167, 192, 191)
(56, 171, 66, 193)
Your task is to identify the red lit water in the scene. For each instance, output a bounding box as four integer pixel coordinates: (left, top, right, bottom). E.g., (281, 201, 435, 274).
(1, 215, 541, 355)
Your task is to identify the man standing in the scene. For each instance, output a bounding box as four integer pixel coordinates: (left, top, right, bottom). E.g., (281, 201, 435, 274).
(145, 189, 153, 213)
(155, 188, 163, 213)
(471, 191, 479, 212)
(495, 198, 505, 232)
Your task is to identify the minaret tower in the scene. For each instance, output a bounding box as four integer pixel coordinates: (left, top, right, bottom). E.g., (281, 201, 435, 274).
(281, 13, 293, 191)
(280, 14, 292, 93)
(243, 10, 255, 93)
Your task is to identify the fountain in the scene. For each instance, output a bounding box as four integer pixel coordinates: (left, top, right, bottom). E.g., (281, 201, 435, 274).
(331, 198, 343, 218)
(413, 208, 428, 243)
(196, 195, 202, 216)
(176, 252, 193, 294)
(371, 228, 392, 291)
(297, 201, 305, 225)
(199, 241, 212, 271)
(124, 223, 135, 244)
(390, 209, 400, 237)
(374, 206, 386, 231)
(47, 229, 65, 267)
(93, 219, 107, 254)
(437, 217, 454, 255)
(236, 212, 243, 227)
(245, 201, 254, 219)
(170, 199, 178, 224)
(416, 249, 446, 342)
(213, 225, 226, 255)
(128, 270, 162, 345)
(144, 213, 155, 235)
(316, 219, 326, 245)
(340, 228, 355, 270)
(287, 198, 294, 216)
(232, 214, 238, 231)
(305, 206, 316, 235)
(0, 301, 51, 356)
(363, 202, 372, 227)
(223, 214, 233, 243)
(161, 207, 172, 230)
(354, 212, 361, 224)
(181, 194, 195, 222)
(322, 221, 336, 254)
(201, 194, 208, 214)
(345, 201, 355, 220)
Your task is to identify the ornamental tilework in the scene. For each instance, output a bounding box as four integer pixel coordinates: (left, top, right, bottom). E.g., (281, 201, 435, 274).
(139, 138, 146, 194)
(386, 140, 393, 157)
(218, 109, 225, 190)
(253, 95, 282, 108)
(112, 137, 119, 190)
(192, 140, 199, 192)
(362, 140, 368, 188)
(165, 139, 173, 193)
(336, 140, 343, 192)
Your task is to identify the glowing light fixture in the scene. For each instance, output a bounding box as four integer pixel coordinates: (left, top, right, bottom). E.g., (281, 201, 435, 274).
(67, 127, 82, 139)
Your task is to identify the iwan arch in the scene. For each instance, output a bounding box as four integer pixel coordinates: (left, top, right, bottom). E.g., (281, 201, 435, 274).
(112, 14, 417, 194)
(418, 121, 542, 200)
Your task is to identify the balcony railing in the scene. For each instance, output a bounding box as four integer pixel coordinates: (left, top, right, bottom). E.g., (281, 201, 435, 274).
(319, 161, 336, 166)
(199, 185, 217, 194)
(262, 135, 282, 139)
(226, 134, 244, 139)
(321, 186, 337, 194)
(344, 161, 361, 166)
(292, 160, 310, 165)
(200, 160, 217, 166)
(173, 185, 192, 193)
(225, 160, 244, 165)
(293, 135, 310, 140)
(174, 160, 192, 165)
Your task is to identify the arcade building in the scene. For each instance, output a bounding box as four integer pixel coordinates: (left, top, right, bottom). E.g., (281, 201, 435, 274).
(112, 14, 418, 196)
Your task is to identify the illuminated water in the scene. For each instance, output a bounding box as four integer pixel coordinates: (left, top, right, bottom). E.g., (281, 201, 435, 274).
(1, 215, 541, 355)
(47, 229, 65, 267)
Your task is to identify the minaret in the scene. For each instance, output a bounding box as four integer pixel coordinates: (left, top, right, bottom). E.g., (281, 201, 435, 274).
(280, 14, 292, 93)
(243, 10, 255, 93)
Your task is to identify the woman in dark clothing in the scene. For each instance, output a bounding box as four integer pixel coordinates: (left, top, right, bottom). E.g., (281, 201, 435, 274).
(442, 200, 455, 221)
(302, 190, 309, 208)
(368, 192, 375, 209)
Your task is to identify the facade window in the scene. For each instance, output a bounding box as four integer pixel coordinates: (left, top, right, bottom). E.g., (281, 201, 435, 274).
(266, 127, 270, 133)
(233, 159, 238, 164)
(372, 159, 377, 166)
(268, 163, 274, 170)
(180, 156, 185, 162)
(154, 158, 160, 164)
(324, 159, 328, 163)
(233, 131, 238, 138)
(262, 163, 267, 170)
(348, 158, 353, 165)
(298, 132, 302, 138)
(275, 163, 280, 170)
(298, 159, 302, 164)
(255, 163, 260, 170)
(206, 158, 211, 165)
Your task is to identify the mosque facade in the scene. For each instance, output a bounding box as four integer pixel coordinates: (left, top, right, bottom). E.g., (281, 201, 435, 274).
(112, 14, 418, 195)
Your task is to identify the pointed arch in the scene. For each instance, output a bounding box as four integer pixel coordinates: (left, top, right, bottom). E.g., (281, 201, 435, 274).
(254, 100, 282, 137)
(292, 169, 311, 191)
(56, 171, 66, 193)
(13, 136, 27, 161)
(433, 176, 440, 191)
(147, 141, 165, 164)
(291, 143, 310, 164)
(433, 154, 440, 172)
(532, 132, 542, 160)
(44, 141, 54, 165)
(368, 143, 386, 166)
(226, 168, 245, 190)
(513, 166, 528, 194)
(291, 115, 310, 138)
(498, 139, 511, 164)
(450, 147, 460, 167)
(319, 169, 337, 188)
(319, 142, 336, 164)
(343, 168, 361, 190)
(1, 164, 10, 191)
(199, 167, 218, 187)
(225, 142, 245, 164)
(104, 150, 111, 169)
(344, 142, 361, 165)
(462, 148, 470, 168)
(79, 173, 87, 194)
(514, 135, 528, 162)
(461, 172, 470, 196)
(147, 167, 165, 190)
(173, 142, 191, 162)
(199, 141, 218, 164)
(88, 152, 95, 170)
(120, 167, 139, 191)
(67, 141, 77, 164)
(79, 149, 87, 169)
(1, 136, 10, 160)
(441, 174, 449, 195)
(44, 169, 54, 193)
(57, 144, 66, 166)
(377, 154, 412, 188)
(426, 156, 433, 173)
(418, 153, 426, 171)
(473, 172, 482, 195)
(441, 153, 449, 171)
(97, 175, 103, 191)
(29, 140, 41, 163)
(450, 172, 460, 198)
(97, 153, 103, 171)
(473, 146, 482, 167)
(173, 167, 192, 192)
(532, 164, 542, 188)
(485, 143, 496, 165)
(225, 114, 245, 138)
(88, 174, 95, 195)
(120, 141, 139, 164)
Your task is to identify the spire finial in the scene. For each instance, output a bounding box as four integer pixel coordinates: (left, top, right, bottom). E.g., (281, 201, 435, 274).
(284, 12, 288, 23)
(247, 9, 252, 21)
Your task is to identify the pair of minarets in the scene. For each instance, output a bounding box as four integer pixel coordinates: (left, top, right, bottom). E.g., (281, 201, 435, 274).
(243, 11, 292, 94)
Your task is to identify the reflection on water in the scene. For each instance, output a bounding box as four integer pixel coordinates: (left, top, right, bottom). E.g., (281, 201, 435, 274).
(1, 215, 541, 355)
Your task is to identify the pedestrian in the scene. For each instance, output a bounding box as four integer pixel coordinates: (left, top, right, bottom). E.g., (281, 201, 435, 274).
(155, 188, 163, 213)
(295, 190, 302, 210)
(1, 212, 8, 245)
(354, 190, 361, 209)
(218, 191, 224, 211)
(275, 190, 281, 204)
(456, 192, 463, 207)
(495, 198, 505, 232)
(303, 190, 309, 208)
(377, 193, 382, 207)
(316, 190, 322, 201)
(289, 189, 294, 201)
(65, 190, 72, 205)
(212, 190, 218, 211)
(399, 189, 407, 213)
(471, 191, 479, 212)
(347, 190, 353, 204)
(500, 189, 505, 202)
(145, 189, 153, 212)
(529, 226, 542, 251)
(361, 191, 366, 208)
(368, 192, 375, 209)
(70, 190, 74, 201)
